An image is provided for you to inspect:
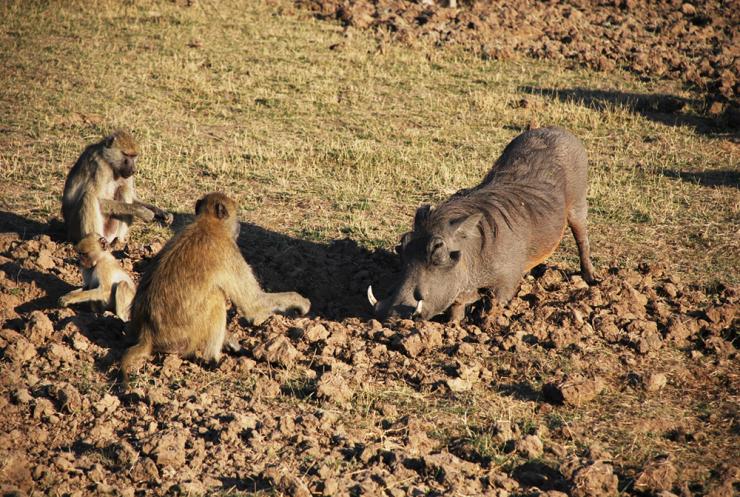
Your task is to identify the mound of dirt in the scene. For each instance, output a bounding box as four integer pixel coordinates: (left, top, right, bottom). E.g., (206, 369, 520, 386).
(297, 0, 739, 120)
(0, 229, 737, 496)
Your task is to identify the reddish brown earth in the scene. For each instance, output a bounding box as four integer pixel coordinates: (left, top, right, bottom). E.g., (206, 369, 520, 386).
(297, 0, 739, 123)
(0, 215, 737, 496)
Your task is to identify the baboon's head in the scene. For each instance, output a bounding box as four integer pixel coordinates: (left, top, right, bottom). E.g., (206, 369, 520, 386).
(75, 234, 106, 268)
(195, 192, 240, 239)
(103, 130, 139, 179)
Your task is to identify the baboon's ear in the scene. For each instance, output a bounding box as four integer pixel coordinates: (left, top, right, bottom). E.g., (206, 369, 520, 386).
(215, 201, 229, 220)
(195, 198, 204, 215)
(98, 237, 109, 251)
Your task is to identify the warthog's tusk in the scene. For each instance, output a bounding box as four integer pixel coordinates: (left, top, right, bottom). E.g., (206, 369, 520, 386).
(413, 299, 423, 317)
(367, 285, 378, 307)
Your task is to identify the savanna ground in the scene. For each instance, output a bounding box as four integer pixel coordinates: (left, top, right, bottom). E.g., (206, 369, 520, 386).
(0, 1, 738, 496)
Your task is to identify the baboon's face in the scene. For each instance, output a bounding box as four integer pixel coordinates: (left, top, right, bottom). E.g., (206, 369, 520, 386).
(103, 131, 139, 179)
(78, 252, 95, 269)
(119, 152, 137, 178)
(75, 234, 103, 268)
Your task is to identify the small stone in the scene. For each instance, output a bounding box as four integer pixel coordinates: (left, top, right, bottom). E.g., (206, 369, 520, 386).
(25, 311, 54, 342)
(253, 335, 300, 367)
(36, 249, 55, 270)
(94, 394, 121, 415)
(47, 343, 76, 363)
(316, 371, 353, 404)
(543, 374, 605, 406)
(399, 332, 424, 358)
(515, 435, 544, 459)
(13, 388, 33, 404)
(5, 337, 37, 363)
(305, 324, 329, 343)
(148, 431, 187, 469)
(680, 3, 696, 15)
(634, 455, 677, 492)
(571, 460, 618, 497)
(457, 342, 475, 356)
(644, 373, 668, 392)
(446, 377, 473, 392)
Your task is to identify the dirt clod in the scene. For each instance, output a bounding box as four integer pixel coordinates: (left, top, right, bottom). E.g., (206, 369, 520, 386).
(316, 371, 353, 404)
(515, 434, 544, 459)
(569, 460, 619, 497)
(253, 334, 301, 367)
(543, 374, 605, 406)
(644, 372, 668, 392)
(634, 455, 678, 493)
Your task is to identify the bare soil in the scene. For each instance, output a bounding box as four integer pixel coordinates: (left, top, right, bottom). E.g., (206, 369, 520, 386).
(0, 218, 737, 496)
(298, 0, 740, 123)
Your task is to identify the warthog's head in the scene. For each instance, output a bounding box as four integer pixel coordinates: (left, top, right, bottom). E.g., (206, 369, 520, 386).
(369, 203, 483, 321)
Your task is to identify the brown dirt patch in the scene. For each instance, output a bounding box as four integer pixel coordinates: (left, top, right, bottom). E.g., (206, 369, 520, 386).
(0, 221, 737, 496)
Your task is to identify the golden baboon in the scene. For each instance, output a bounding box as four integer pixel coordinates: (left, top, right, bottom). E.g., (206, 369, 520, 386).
(61, 130, 173, 244)
(58, 234, 136, 321)
(121, 192, 311, 384)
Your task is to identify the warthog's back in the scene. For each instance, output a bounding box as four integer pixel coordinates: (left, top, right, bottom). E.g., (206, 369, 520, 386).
(482, 126, 587, 208)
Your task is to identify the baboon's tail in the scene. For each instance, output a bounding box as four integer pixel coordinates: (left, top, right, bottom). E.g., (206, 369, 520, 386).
(120, 335, 152, 387)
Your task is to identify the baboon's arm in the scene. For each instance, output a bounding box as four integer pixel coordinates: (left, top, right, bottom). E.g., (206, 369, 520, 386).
(99, 199, 155, 222)
(59, 287, 110, 307)
(219, 252, 270, 325)
(132, 200, 173, 225)
(262, 291, 311, 316)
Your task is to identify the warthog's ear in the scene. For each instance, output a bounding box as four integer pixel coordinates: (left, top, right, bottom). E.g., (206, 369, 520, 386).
(414, 204, 434, 229)
(427, 235, 449, 266)
(395, 232, 413, 256)
(450, 212, 483, 239)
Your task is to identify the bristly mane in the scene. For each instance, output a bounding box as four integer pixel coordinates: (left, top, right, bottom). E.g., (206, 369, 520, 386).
(416, 129, 567, 255)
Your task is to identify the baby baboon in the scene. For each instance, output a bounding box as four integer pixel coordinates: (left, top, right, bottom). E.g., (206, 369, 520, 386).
(61, 130, 173, 244)
(59, 234, 136, 321)
(121, 192, 311, 384)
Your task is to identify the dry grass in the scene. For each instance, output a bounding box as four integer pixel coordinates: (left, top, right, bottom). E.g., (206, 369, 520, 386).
(0, 0, 737, 285)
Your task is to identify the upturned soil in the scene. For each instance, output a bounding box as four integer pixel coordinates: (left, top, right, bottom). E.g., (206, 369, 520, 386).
(298, 0, 739, 122)
(0, 220, 737, 497)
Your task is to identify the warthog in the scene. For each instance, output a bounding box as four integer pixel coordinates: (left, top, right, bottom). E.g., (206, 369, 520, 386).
(368, 126, 595, 321)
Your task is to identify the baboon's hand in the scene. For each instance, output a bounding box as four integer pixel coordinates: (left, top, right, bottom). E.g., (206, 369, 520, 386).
(58, 295, 70, 307)
(137, 207, 155, 222)
(295, 296, 311, 316)
(98, 237, 111, 251)
(155, 210, 173, 226)
(223, 332, 243, 354)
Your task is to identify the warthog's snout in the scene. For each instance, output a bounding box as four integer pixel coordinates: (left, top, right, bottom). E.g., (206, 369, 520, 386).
(367, 285, 423, 321)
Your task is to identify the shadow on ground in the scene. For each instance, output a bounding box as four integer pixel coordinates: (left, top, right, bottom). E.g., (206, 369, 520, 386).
(1, 210, 402, 322)
(0, 210, 65, 240)
(660, 169, 739, 189)
(171, 212, 400, 321)
(519, 86, 732, 137)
